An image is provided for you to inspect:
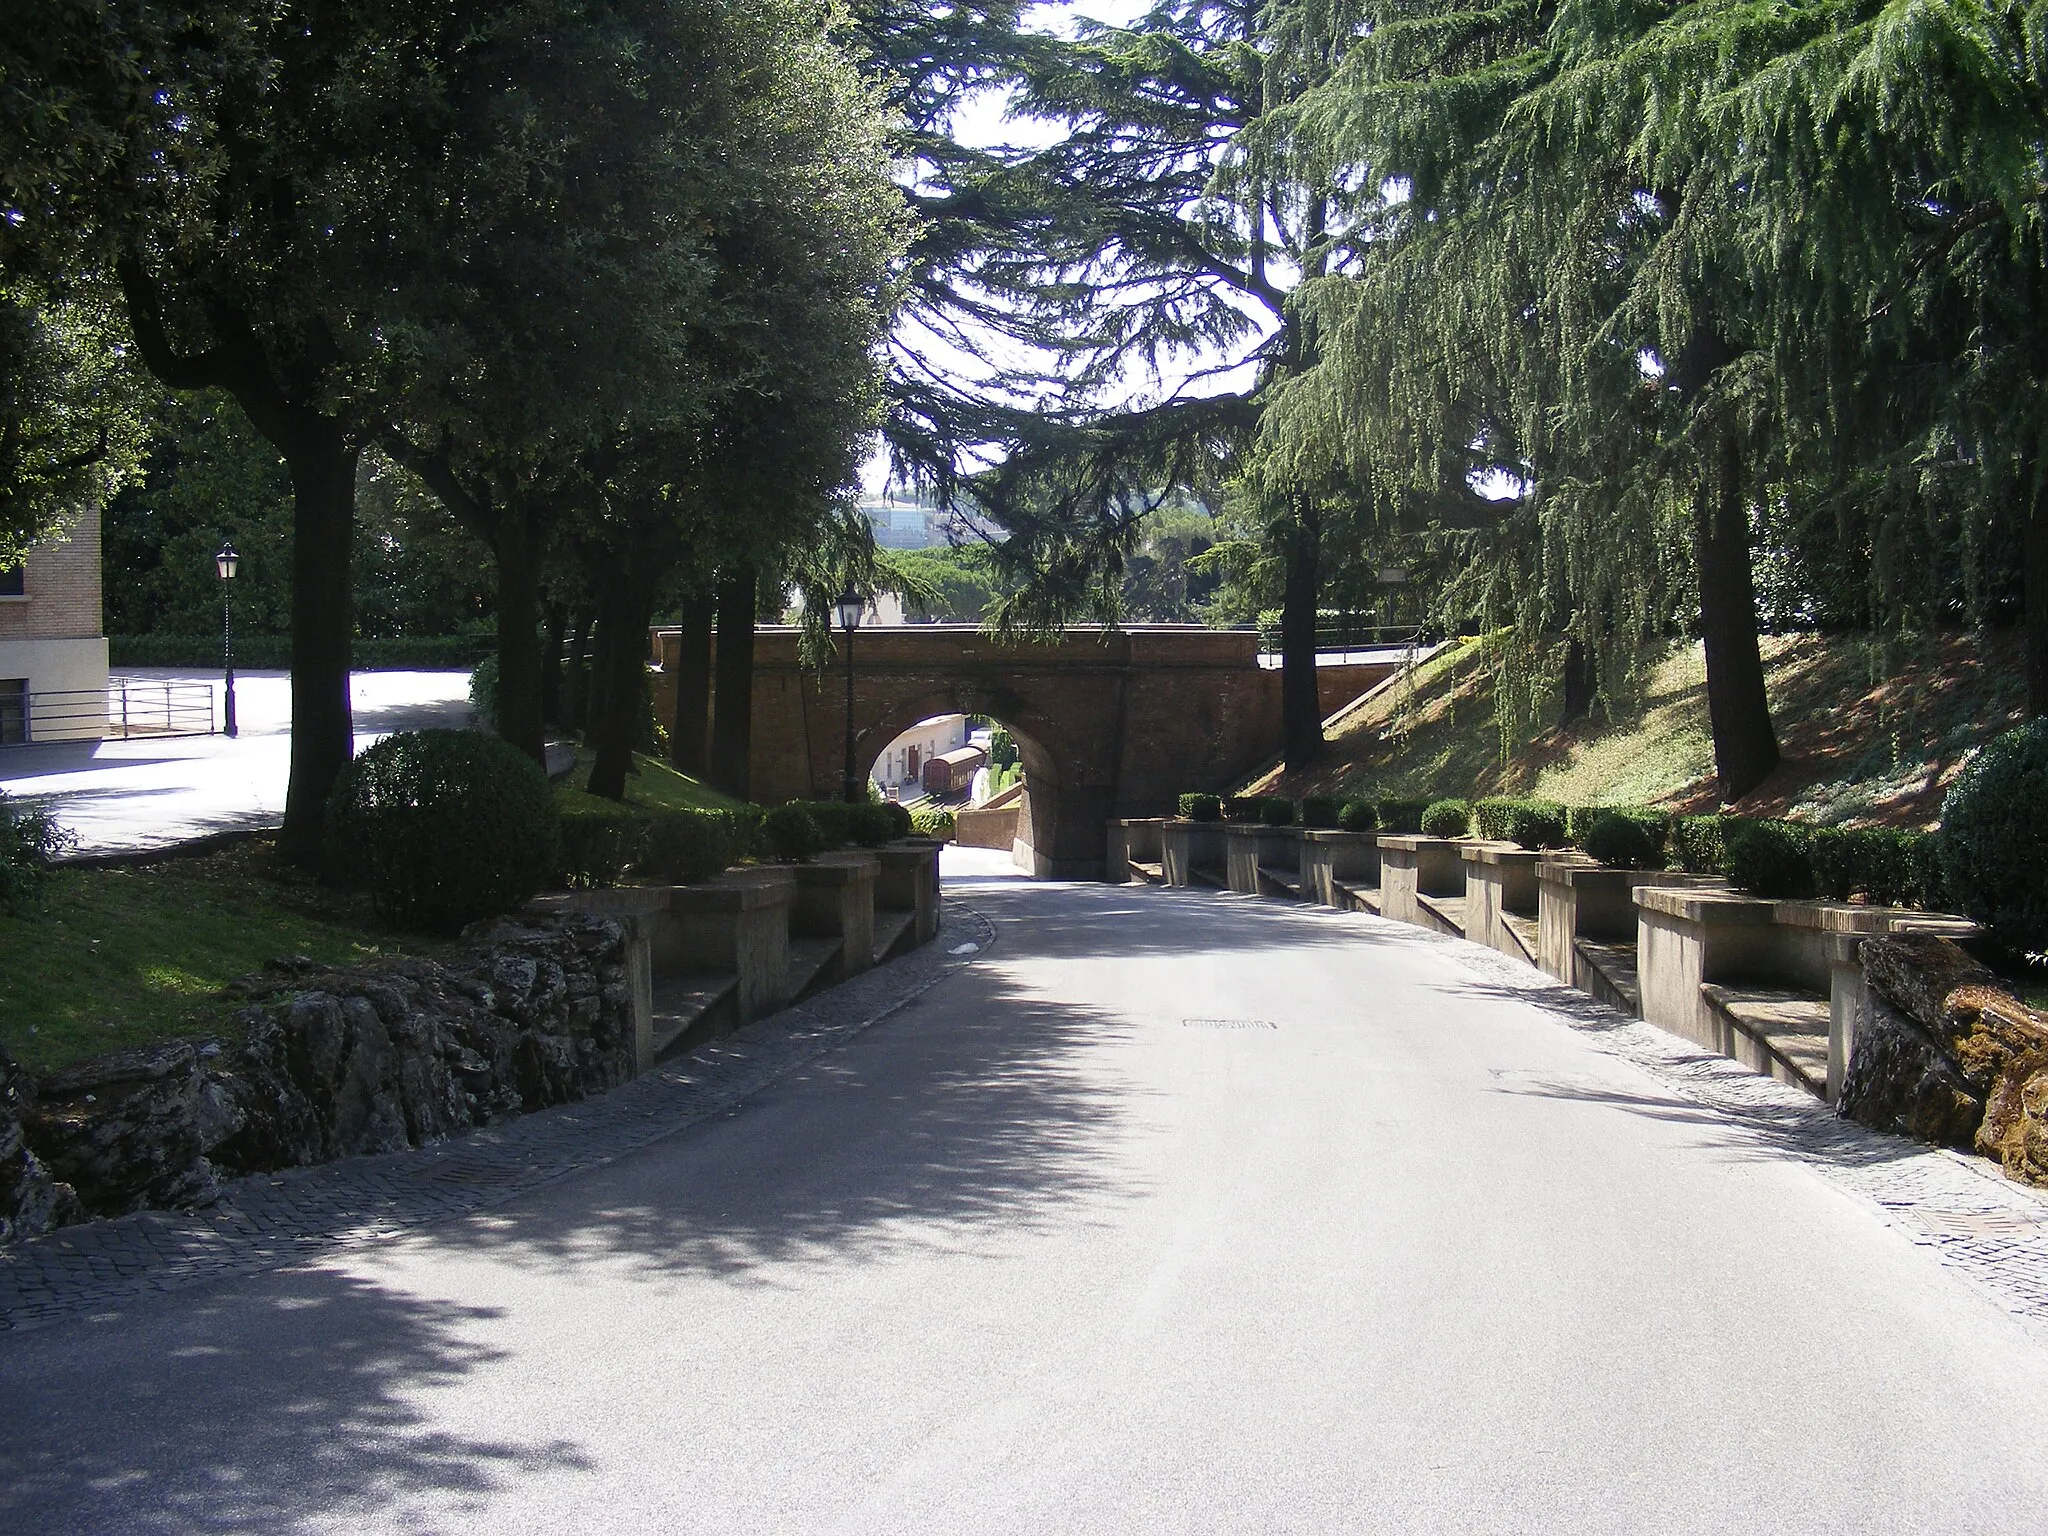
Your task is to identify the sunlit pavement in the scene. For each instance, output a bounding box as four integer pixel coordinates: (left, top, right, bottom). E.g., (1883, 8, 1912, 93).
(0, 669, 473, 854)
(3, 852, 2046, 1532)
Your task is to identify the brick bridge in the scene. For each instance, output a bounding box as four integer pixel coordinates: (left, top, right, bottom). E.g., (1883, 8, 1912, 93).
(650, 625, 1411, 876)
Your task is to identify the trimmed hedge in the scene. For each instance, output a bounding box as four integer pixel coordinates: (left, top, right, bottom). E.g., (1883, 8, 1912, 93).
(111, 633, 495, 670)
(557, 805, 649, 889)
(1376, 798, 1427, 834)
(882, 801, 914, 839)
(911, 807, 955, 840)
(1221, 796, 1265, 824)
(1472, 796, 1519, 843)
(1258, 798, 1296, 827)
(1720, 818, 1816, 899)
(1670, 815, 1726, 875)
(327, 729, 560, 932)
(1178, 792, 1222, 822)
(847, 802, 898, 847)
(762, 803, 826, 863)
(1419, 798, 1471, 838)
(1807, 825, 1924, 907)
(640, 810, 736, 884)
(1300, 796, 1344, 829)
(1938, 720, 2048, 956)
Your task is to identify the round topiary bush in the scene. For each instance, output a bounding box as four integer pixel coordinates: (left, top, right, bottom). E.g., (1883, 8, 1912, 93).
(881, 801, 914, 839)
(1419, 798, 1471, 839)
(1720, 818, 1815, 898)
(1337, 799, 1378, 833)
(1939, 720, 2048, 955)
(803, 800, 856, 849)
(1581, 809, 1667, 870)
(326, 728, 560, 932)
(1177, 792, 1222, 822)
(761, 803, 826, 863)
(847, 802, 897, 847)
(1258, 798, 1296, 827)
(1376, 798, 1427, 834)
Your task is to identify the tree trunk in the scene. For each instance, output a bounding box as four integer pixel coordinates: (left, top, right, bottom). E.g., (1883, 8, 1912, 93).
(2028, 478, 2048, 718)
(587, 585, 650, 801)
(1281, 496, 1322, 772)
(668, 596, 714, 778)
(1695, 432, 1779, 802)
(279, 432, 360, 864)
(539, 603, 566, 727)
(1560, 635, 1596, 725)
(711, 565, 757, 799)
(561, 611, 594, 733)
(491, 510, 546, 766)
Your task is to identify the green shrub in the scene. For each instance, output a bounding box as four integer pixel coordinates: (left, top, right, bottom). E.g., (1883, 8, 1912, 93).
(1670, 815, 1726, 875)
(1376, 798, 1427, 834)
(0, 791, 72, 913)
(1581, 809, 1667, 870)
(882, 801, 914, 839)
(1300, 796, 1344, 829)
(800, 800, 856, 849)
(557, 806, 648, 888)
(1721, 818, 1816, 899)
(1221, 796, 1264, 824)
(1505, 799, 1569, 849)
(1472, 796, 1519, 842)
(326, 729, 560, 931)
(1420, 798, 1471, 838)
(762, 803, 826, 863)
(1337, 799, 1378, 833)
(640, 810, 733, 884)
(911, 807, 955, 840)
(1258, 798, 1296, 827)
(847, 802, 897, 847)
(1807, 825, 1924, 907)
(1938, 720, 2048, 954)
(1177, 792, 1222, 822)
(1564, 806, 1603, 846)
(467, 653, 499, 730)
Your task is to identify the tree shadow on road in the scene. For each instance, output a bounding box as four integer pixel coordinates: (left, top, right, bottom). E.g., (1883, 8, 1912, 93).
(0, 1268, 591, 1535)
(413, 970, 1159, 1284)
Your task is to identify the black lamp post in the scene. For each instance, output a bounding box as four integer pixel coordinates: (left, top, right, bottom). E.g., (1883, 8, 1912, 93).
(834, 584, 864, 802)
(215, 542, 239, 738)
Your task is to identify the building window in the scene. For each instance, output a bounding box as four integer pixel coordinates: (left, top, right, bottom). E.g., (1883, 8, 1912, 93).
(0, 566, 22, 597)
(0, 679, 25, 744)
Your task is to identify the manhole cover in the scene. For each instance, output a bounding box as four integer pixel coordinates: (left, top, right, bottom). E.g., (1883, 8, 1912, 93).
(1908, 1208, 2048, 1238)
(1183, 1017, 1276, 1031)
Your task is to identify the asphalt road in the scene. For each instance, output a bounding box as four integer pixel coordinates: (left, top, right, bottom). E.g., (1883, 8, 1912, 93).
(5, 855, 2047, 1532)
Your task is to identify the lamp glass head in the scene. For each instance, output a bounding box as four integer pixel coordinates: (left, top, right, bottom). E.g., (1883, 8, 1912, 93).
(216, 543, 239, 581)
(833, 586, 863, 632)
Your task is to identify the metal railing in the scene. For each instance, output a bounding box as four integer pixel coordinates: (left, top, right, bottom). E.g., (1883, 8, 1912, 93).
(0, 678, 219, 745)
(1251, 618, 1427, 653)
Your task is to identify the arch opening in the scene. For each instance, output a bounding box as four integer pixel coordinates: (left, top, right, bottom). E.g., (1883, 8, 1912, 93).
(861, 703, 1061, 873)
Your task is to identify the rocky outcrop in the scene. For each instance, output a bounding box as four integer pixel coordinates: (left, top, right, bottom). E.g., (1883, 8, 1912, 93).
(1840, 934, 2048, 1186)
(0, 1049, 81, 1244)
(7, 915, 637, 1233)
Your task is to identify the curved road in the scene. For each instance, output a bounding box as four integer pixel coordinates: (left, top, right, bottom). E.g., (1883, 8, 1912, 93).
(4, 853, 2048, 1531)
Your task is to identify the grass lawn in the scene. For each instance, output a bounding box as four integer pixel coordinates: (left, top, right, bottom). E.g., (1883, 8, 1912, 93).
(0, 840, 430, 1077)
(554, 748, 750, 817)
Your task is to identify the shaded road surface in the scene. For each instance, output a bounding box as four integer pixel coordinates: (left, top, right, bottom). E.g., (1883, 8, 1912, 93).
(5, 853, 2048, 1532)
(0, 670, 473, 854)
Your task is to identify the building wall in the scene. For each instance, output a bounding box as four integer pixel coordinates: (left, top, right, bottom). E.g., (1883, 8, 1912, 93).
(0, 505, 109, 740)
(872, 713, 967, 793)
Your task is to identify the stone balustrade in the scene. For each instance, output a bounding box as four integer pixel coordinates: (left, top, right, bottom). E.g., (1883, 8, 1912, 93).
(1459, 843, 1544, 960)
(874, 839, 944, 947)
(1376, 835, 1465, 926)
(1225, 823, 1303, 896)
(792, 852, 879, 988)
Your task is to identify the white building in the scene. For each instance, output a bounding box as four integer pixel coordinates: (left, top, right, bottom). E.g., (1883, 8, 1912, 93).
(871, 712, 967, 796)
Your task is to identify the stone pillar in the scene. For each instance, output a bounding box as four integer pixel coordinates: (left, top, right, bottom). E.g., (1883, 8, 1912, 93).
(1376, 835, 1464, 926)
(1534, 861, 1717, 985)
(1224, 824, 1265, 894)
(1299, 829, 1380, 907)
(1106, 818, 1165, 883)
(792, 851, 879, 984)
(1459, 843, 1543, 956)
(669, 868, 798, 1024)
(875, 839, 943, 944)
(1161, 820, 1225, 886)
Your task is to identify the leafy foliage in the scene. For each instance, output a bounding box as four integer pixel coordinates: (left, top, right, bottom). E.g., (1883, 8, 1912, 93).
(0, 789, 73, 914)
(1258, 799, 1296, 828)
(1419, 799, 1471, 839)
(1301, 796, 1344, 829)
(326, 730, 560, 932)
(1938, 722, 2048, 956)
(1178, 792, 1223, 822)
(1337, 799, 1378, 832)
(1721, 820, 1817, 900)
(762, 804, 827, 863)
(1581, 810, 1669, 871)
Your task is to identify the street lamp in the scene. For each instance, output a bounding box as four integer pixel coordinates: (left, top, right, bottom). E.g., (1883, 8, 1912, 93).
(834, 584, 864, 803)
(215, 541, 239, 738)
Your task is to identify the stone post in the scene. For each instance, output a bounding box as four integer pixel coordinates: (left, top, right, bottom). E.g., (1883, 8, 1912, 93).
(792, 851, 879, 984)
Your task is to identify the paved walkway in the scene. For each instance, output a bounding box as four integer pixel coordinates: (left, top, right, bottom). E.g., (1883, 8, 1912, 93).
(4, 851, 2048, 1531)
(0, 669, 473, 854)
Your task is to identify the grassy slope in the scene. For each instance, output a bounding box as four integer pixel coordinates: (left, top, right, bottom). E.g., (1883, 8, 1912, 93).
(554, 749, 749, 816)
(1250, 629, 2025, 828)
(0, 841, 431, 1075)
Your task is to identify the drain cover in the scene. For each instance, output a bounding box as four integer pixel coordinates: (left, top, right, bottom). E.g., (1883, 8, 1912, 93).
(1183, 1017, 1276, 1031)
(1908, 1208, 2048, 1238)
